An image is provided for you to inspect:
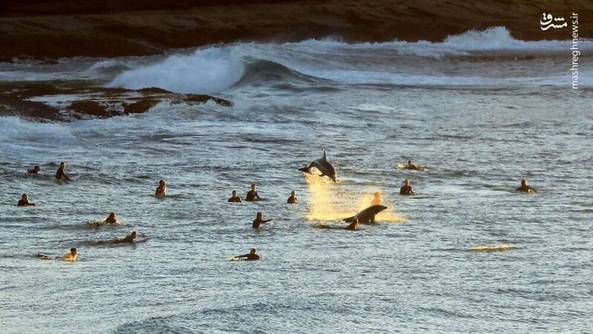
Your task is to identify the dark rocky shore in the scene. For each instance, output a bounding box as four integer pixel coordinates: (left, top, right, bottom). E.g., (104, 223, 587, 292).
(1, 0, 591, 61)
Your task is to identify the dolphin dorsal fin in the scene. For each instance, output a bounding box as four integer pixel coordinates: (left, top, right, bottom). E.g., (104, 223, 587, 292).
(322, 150, 326, 160)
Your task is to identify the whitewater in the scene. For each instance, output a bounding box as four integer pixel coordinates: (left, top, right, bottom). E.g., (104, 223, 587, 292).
(1, 27, 593, 333)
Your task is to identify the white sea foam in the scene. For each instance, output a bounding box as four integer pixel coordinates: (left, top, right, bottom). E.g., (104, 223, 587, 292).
(107, 48, 244, 94)
(101, 27, 593, 93)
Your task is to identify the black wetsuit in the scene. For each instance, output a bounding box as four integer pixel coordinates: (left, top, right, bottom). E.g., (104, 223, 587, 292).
(113, 235, 135, 244)
(238, 253, 260, 261)
(228, 196, 242, 203)
(55, 166, 69, 180)
(516, 185, 537, 193)
(252, 218, 271, 229)
(245, 190, 260, 201)
(400, 185, 415, 196)
(17, 199, 33, 207)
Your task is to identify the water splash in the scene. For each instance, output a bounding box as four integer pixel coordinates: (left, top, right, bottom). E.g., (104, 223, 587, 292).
(304, 170, 406, 223)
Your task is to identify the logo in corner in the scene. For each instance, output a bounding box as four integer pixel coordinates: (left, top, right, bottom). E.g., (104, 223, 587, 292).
(540, 13, 567, 30)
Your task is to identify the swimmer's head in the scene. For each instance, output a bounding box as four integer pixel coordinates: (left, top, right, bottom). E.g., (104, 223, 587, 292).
(232, 190, 237, 196)
(408, 160, 412, 164)
(291, 191, 296, 196)
(108, 212, 116, 219)
(250, 248, 257, 255)
(159, 180, 165, 185)
(70, 248, 77, 255)
(404, 179, 410, 186)
(251, 183, 256, 191)
(256, 212, 263, 219)
(21, 193, 28, 200)
(131, 231, 137, 239)
(521, 179, 527, 186)
(374, 192, 380, 198)
(33, 166, 40, 171)
(60, 161, 65, 167)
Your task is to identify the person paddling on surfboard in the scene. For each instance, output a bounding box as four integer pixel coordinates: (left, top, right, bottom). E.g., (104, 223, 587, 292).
(516, 179, 537, 193)
(114, 231, 137, 244)
(17, 193, 35, 207)
(104, 212, 119, 224)
(234, 248, 260, 261)
(155, 180, 166, 198)
(252, 212, 272, 229)
(62, 248, 78, 261)
(36, 247, 78, 261)
(405, 160, 421, 170)
(228, 190, 242, 202)
(245, 183, 262, 202)
(55, 162, 71, 181)
(27, 165, 40, 174)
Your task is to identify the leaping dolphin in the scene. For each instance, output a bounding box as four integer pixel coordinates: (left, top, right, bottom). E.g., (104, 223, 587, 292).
(343, 205, 387, 224)
(299, 150, 337, 182)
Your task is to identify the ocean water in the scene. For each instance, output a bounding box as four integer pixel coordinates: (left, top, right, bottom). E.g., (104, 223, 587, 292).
(1, 27, 593, 333)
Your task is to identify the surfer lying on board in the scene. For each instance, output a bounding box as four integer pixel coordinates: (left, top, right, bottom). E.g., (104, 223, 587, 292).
(400, 179, 416, 196)
(94, 231, 139, 245)
(516, 179, 537, 193)
(287, 191, 298, 204)
(233, 248, 260, 261)
(245, 183, 262, 201)
(17, 193, 35, 207)
(27, 165, 40, 174)
(104, 212, 119, 224)
(36, 248, 78, 261)
(405, 160, 421, 170)
(55, 161, 71, 181)
(228, 190, 242, 202)
(252, 212, 272, 229)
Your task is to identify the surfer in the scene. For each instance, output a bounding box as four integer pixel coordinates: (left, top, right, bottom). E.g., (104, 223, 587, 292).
(371, 192, 382, 205)
(17, 193, 35, 207)
(36, 247, 78, 261)
(55, 161, 71, 181)
(114, 231, 137, 244)
(94, 231, 139, 245)
(62, 248, 78, 261)
(287, 191, 298, 204)
(234, 248, 260, 261)
(405, 160, 420, 170)
(516, 179, 537, 193)
(252, 212, 272, 229)
(104, 212, 119, 224)
(228, 190, 242, 203)
(344, 217, 360, 230)
(400, 179, 415, 196)
(27, 165, 40, 174)
(245, 183, 262, 202)
(155, 180, 166, 198)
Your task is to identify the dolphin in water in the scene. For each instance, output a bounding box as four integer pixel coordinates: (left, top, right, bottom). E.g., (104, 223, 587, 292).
(343, 205, 387, 224)
(299, 150, 337, 182)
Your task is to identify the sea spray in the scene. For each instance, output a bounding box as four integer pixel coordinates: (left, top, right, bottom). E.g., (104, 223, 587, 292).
(107, 48, 244, 94)
(304, 171, 405, 223)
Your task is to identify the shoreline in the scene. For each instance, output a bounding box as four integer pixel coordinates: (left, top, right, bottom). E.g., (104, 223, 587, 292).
(1, 0, 591, 61)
